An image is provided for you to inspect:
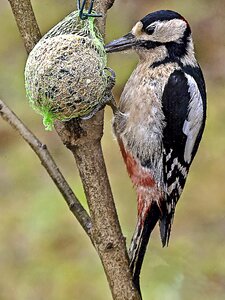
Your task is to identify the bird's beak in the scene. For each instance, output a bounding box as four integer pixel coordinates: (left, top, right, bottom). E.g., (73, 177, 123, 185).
(105, 33, 137, 53)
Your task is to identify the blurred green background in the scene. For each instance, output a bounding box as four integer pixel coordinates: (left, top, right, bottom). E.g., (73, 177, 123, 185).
(0, 0, 225, 299)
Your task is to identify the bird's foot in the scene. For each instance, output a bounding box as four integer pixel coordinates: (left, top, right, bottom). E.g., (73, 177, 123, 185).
(80, 103, 103, 120)
(103, 67, 118, 114)
(104, 67, 116, 90)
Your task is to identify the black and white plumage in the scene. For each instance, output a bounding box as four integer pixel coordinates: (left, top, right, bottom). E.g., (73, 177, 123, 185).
(106, 10, 206, 293)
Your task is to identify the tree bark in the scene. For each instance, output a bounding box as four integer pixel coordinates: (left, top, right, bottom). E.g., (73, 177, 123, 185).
(8, 0, 41, 53)
(6, 0, 142, 299)
(55, 118, 140, 300)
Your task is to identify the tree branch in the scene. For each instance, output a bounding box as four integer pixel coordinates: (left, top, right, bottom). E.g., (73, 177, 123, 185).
(0, 99, 92, 236)
(8, 0, 41, 53)
(7, 0, 141, 299)
(55, 117, 141, 300)
(55, 1, 141, 298)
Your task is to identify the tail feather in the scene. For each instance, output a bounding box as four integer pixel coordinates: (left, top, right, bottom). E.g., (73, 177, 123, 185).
(159, 203, 175, 247)
(159, 216, 172, 247)
(129, 201, 161, 293)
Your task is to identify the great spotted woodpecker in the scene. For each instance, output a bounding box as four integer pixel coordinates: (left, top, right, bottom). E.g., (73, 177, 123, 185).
(106, 10, 206, 291)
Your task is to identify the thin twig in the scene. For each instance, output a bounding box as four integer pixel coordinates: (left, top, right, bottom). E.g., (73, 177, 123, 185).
(0, 99, 92, 237)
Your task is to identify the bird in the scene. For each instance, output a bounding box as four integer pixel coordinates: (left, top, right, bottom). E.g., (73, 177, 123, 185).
(105, 10, 207, 292)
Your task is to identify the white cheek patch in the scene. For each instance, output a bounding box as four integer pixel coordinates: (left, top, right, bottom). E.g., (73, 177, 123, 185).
(182, 74, 204, 163)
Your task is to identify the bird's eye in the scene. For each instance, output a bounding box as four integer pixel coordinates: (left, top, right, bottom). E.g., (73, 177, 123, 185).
(145, 25, 155, 35)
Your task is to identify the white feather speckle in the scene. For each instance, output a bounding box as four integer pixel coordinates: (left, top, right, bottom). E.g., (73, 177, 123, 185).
(183, 74, 203, 163)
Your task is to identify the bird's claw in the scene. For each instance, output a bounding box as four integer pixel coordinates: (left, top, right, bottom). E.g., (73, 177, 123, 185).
(80, 104, 103, 120)
(103, 67, 118, 114)
(104, 67, 116, 90)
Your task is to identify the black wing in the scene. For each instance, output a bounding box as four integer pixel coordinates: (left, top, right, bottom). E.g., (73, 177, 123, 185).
(160, 68, 206, 246)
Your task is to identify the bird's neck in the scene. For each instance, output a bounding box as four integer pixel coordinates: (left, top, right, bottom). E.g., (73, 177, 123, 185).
(137, 45, 168, 65)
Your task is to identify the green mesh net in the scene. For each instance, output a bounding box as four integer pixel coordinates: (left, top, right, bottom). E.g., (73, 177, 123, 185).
(24, 11, 108, 130)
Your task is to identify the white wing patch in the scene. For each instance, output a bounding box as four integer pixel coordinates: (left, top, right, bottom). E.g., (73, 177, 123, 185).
(182, 74, 204, 163)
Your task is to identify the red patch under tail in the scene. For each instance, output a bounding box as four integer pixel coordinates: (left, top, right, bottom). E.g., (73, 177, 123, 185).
(117, 140, 162, 292)
(118, 139, 155, 188)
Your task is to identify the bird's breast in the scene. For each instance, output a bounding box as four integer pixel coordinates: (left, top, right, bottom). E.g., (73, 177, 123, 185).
(114, 62, 178, 164)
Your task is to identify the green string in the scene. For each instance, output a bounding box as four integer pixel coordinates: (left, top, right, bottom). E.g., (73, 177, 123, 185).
(88, 17, 106, 61)
(43, 111, 55, 131)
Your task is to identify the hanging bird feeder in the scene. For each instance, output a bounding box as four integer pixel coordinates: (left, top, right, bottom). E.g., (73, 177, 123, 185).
(24, 0, 110, 130)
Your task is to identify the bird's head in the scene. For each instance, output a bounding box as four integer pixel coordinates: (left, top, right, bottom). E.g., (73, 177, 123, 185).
(106, 10, 195, 64)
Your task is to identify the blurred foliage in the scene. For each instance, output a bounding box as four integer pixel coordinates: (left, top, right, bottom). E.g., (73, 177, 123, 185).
(0, 0, 225, 299)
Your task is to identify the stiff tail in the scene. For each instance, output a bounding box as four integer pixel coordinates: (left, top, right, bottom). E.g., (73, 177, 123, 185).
(159, 199, 176, 247)
(129, 201, 161, 293)
(159, 213, 173, 247)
